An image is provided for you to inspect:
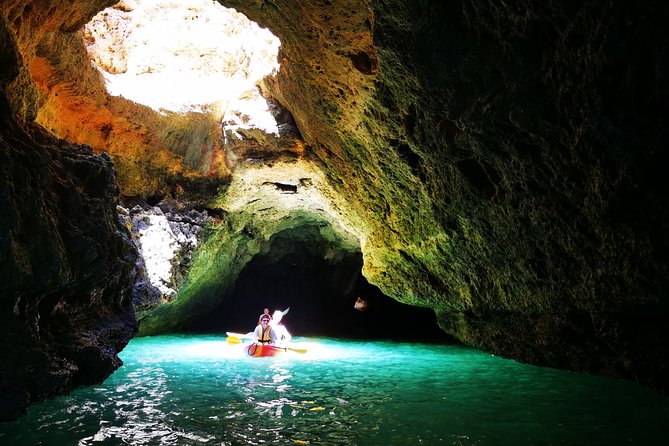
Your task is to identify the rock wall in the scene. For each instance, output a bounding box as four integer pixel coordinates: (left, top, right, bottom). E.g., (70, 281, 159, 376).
(137, 158, 363, 335)
(3, 0, 229, 199)
(223, 0, 669, 392)
(119, 204, 210, 316)
(0, 91, 137, 420)
(0, 1, 137, 421)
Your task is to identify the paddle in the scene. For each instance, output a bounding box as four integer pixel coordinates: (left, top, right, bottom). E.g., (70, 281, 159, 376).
(264, 345, 308, 354)
(283, 346, 308, 354)
(226, 335, 307, 354)
(226, 331, 253, 339)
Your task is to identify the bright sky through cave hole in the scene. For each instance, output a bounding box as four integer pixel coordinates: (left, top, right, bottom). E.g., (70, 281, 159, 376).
(84, 0, 281, 135)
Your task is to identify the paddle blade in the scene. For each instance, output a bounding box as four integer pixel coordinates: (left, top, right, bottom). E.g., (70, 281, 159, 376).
(226, 336, 242, 345)
(226, 331, 253, 339)
(287, 347, 307, 354)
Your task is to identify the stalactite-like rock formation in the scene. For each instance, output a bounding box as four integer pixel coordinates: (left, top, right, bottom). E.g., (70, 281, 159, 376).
(1, 0, 668, 420)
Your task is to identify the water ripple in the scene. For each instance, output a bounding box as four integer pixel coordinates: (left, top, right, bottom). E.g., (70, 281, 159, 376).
(1, 336, 668, 446)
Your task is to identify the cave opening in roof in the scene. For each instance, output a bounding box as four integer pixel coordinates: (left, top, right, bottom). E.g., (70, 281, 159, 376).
(84, 0, 281, 136)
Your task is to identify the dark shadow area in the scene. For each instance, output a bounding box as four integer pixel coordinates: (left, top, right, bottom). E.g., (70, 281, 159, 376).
(330, 277, 454, 343)
(196, 226, 455, 343)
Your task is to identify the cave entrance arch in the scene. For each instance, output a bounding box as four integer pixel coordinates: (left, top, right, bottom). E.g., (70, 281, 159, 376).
(125, 156, 455, 342)
(197, 222, 448, 341)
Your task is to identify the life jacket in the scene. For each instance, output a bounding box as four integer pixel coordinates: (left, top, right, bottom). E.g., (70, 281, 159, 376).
(258, 325, 273, 344)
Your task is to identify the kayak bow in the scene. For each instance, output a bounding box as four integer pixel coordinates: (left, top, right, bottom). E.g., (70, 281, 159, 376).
(246, 343, 284, 357)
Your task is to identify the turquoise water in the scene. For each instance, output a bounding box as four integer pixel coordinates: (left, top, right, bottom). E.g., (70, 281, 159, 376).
(1, 335, 668, 445)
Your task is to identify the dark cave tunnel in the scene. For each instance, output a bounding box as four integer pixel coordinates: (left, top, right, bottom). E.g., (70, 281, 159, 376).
(196, 224, 453, 343)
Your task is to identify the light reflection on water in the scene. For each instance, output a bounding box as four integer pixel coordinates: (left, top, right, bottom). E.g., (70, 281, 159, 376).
(1, 335, 668, 445)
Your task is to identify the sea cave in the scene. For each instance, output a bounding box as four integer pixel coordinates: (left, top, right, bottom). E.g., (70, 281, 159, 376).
(0, 0, 668, 440)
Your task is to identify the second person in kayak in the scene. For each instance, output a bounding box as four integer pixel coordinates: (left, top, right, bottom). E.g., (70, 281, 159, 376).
(270, 308, 292, 346)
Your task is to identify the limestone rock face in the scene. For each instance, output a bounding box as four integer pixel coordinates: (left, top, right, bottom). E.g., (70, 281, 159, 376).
(119, 204, 210, 315)
(3, 0, 231, 199)
(136, 157, 364, 335)
(1, 1, 139, 421)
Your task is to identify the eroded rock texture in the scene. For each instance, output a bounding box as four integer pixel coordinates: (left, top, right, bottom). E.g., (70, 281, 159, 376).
(222, 0, 669, 392)
(119, 204, 210, 313)
(0, 4, 137, 420)
(4, 0, 230, 199)
(1, 0, 668, 421)
(0, 92, 137, 421)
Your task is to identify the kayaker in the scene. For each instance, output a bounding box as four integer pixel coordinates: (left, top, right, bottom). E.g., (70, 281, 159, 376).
(270, 308, 292, 346)
(252, 315, 277, 344)
(257, 307, 273, 325)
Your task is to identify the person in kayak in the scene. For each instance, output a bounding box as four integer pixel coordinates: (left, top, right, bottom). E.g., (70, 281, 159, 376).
(252, 315, 277, 344)
(270, 308, 292, 346)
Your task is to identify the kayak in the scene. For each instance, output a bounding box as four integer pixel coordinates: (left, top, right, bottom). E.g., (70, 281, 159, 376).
(226, 332, 308, 356)
(246, 343, 284, 357)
